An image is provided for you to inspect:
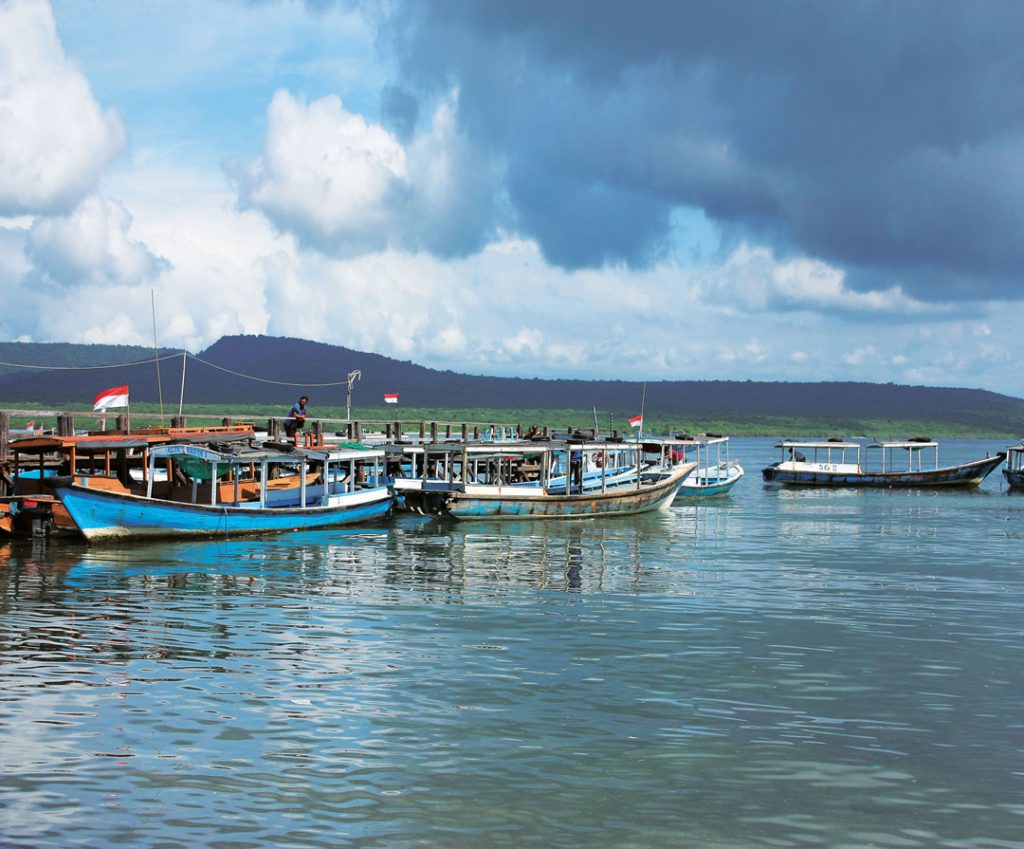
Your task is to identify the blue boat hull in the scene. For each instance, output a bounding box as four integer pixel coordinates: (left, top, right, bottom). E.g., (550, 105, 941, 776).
(1005, 468, 1024, 489)
(762, 453, 1005, 488)
(54, 483, 392, 542)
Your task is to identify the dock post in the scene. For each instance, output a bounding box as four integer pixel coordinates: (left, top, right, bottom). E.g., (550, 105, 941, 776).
(395, 420, 403, 441)
(473, 426, 479, 440)
(419, 422, 426, 439)
(268, 418, 281, 441)
(445, 424, 452, 439)
(222, 417, 233, 427)
(0, 411, 8, 459)
(312, 420, 323, 446)
(171, 416, 186, 428)
(386, 423, 393, 439)
(430, 422, 437, 442)
(461, 423, 468, 442)
(116, 414, 128, 432)
(353, 421, 361, 441)
(57, 414, 75, 437)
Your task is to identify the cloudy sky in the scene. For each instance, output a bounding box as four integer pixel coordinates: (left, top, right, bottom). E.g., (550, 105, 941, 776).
(2, 0, 1023, 394)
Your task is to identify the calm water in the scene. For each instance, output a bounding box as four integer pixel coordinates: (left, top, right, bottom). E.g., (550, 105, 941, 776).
(2, 438, 1023, 849)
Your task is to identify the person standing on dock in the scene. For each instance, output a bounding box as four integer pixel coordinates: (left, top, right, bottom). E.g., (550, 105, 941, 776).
(283, 396, 308, 441)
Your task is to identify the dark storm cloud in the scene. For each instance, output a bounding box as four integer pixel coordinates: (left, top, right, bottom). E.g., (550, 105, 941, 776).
(370, 0, 1024, 300)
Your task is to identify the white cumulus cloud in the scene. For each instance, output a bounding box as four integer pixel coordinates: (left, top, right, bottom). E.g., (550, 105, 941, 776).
(233, 89, 498, 258)
(27, 195, 168, 286)
(0, 0, 126, 215)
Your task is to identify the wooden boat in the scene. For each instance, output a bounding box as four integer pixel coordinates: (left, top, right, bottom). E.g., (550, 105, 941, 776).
(1004, 443, 1024, 488)
(657, 435, 744, 499)
(393, 440, 695, 520)
(53, 442, 392, 541)
(762, 439, 1005, 488)
(0, 425, 255, 537)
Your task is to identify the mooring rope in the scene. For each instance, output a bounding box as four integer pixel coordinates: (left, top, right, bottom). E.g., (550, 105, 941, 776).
(0, 352, 351, 387)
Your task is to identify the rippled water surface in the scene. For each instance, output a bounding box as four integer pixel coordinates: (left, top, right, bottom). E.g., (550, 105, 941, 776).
(2, 438, 1023, 848)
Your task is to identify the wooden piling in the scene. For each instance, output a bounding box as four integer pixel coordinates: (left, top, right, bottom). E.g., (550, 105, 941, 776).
(430, 422, 438, 442)
(0, 411, 8, 459)
(57, 414, 74, 437)
(268, 418, 281, 441)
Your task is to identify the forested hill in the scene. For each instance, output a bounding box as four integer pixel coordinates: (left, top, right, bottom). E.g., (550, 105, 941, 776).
(0, 335, 1023, 433)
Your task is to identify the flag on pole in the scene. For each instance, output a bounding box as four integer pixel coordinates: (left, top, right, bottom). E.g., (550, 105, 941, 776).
(629, 414, 643, 428)
(384, 393, 399, 404)
(93, 384, 129, 411)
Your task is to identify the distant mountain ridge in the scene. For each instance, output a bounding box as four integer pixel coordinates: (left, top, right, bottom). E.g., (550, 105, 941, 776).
(0, 335, 1022, 433)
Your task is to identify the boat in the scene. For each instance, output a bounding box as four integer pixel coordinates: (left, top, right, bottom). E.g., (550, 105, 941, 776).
(52, 442, 393, 541)
(659, 435, 744, 498)
(0, 424, 256, 537)
(1004, 443, 1024, 488)
(762, 438, 1005, 487)
(393, 439, 695, 520)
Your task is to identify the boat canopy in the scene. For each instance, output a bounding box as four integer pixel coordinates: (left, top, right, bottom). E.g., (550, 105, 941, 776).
(774, 440, 862, 450)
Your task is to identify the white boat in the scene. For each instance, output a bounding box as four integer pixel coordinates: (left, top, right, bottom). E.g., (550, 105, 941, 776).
(762, 438, 1005, 487)
(392, 439, 694, 520)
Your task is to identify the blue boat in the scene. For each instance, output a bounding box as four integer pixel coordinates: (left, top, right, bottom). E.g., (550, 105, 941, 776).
(53, 442, 393, 541)
(762, 439, 1005, 487)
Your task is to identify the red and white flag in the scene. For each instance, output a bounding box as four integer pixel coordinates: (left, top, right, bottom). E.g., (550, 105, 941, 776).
(629, 414, 643, 428)
(93, 384, 129, 411)
(384, 393, 399, 405)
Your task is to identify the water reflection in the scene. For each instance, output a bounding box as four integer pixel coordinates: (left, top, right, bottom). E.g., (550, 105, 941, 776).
(2, 440, 1023, 849)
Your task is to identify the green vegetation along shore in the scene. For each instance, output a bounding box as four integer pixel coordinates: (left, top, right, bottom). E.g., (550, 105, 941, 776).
(2, 402, 1021, 440)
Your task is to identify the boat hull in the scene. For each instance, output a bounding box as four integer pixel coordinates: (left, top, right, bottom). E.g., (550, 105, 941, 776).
(675, 463, 744, 499)
(1004, 468, 1024, 489)
(54, 483, 392, 541)
(443, 468, 688, 520)
(762, 453, 1005, 488)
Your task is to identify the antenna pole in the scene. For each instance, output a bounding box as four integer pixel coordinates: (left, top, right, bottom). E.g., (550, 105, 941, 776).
(151, 289, 165, 426)
(346, 370, 362, 421)
(178, 352, 187, 417)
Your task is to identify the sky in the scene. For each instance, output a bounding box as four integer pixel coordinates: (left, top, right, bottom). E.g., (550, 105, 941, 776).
(1, 0, 1023, 394)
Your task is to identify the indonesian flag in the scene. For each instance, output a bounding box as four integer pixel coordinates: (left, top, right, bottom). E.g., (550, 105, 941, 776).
(93, 384, 129, 411)
(384, 393, 399, 404)
(629, 414, 643, 428)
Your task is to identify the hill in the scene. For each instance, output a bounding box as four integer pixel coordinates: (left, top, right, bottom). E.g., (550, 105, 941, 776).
(0, 335, 1022, 435)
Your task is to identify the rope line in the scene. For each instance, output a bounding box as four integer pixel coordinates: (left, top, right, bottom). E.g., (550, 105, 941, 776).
(0, 352, 350, 387)
(0, 352, 184, 370)
(186, 354, 350, 387)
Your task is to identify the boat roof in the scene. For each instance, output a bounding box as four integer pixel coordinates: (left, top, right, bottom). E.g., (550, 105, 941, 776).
(150, 443, 296, 464)
(866, 440, 938, 449)
(774, 440, 862, 449)
(150, 442, 385, 465)
(407, 440, 640, 456)
(7, 426, 254, 454)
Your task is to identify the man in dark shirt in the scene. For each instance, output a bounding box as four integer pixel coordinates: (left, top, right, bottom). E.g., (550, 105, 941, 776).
(283, 396, 308, 440)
